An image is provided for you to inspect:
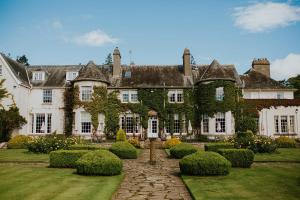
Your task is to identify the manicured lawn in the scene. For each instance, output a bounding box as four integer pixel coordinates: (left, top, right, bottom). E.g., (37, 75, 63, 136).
(0, 149, 49, 162)
(182, 163, 300, 200)
(0, 163, 123, 200)
(254, 148, 300, 162)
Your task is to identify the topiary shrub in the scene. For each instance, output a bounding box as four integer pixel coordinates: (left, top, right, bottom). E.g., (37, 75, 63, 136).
(49, 150, 90, 168)
(76, 150, 122, 175)
(109, 141, 137, 159)
(164, 138, 181, 149)
(116, 129, 127, 141)
(204, 143, 234, 152)
(217, 149, 254, 168)
(69, 144, 104, 150)
(127, 138, 140, 148)
(275, 136, 296, 148)
(234, 130, 254, 148)
(7, 135, 32, 149)
(169, 143, 198, 158)
(179, 151, 231, 176)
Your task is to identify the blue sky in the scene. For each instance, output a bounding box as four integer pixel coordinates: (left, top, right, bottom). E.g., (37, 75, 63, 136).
(0, 0, 300, 79)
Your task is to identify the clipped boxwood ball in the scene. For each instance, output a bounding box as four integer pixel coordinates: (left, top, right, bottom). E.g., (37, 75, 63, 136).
(109, 141, 137, 159)
(170, 143, 198, 158)
(50, 150, 90, 168)
(76, 150, 122, 176)
(179, 151, 231, 176)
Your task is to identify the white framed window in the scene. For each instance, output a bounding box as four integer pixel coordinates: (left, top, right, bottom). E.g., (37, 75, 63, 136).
(80, 86, 92, 101)
(81, 112, 91, 133)
(31, 113, 52, 134)
(280, 116, 288, 133)
(289, 116, 295, 133)
(215, 112, 225, 133)
(174, 114, 180, 133)
(43, 89, 52, 103)
(121, 90, 138, 103)
(277, 92, 284, 99)
(274, 116, 279, 133)
(66, 71, 78, 81)
(121, 115, 139, 133)
(203, 114, 209, 133)
(216, 87, 224, 101)
(168, 90, 184, 103)
(32, 71, 45, 81)
(0, 65, 2, 76)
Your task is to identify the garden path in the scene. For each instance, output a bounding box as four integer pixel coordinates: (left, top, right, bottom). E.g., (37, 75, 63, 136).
(112, 149, 192, 200)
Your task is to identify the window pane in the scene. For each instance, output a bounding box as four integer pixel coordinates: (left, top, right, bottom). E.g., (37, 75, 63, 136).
(281, 116, 288, 133)
(36, 114, 45, 133)
(216, 87, 224, 101)
(122, 93, 129, 102)
(289, 116, 295, 133)
(203, 114, 209, 133)
(43, 89, 52, 103)
(81, 86, 92, 101)
(177, 93, 183, 102)
(170, 93, 176, 102)
(81, 112, 91, 133)
(131, 93, 138, 102)
(215, 113, 225, 133)
(47, 114, 52, 133)
(274, 116, 279, 133)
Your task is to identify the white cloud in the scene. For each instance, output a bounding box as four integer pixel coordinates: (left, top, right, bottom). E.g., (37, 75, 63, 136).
(52, 20, 63, 29)
(72, 29, 118, 46)
(233, 2, 300, 32)
(271, 53, 300, 80)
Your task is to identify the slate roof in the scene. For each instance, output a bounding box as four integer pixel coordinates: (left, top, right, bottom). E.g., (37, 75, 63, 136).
(240, 69, 288, 90)
(1, 53, 30, 87)
(118, 65, 187, 87)
(73, 61, 110, 84)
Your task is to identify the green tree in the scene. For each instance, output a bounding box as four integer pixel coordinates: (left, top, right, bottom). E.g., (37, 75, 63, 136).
(287, 75, 300, 99)
(104, 53, 113, 65)
(0, 80, 26, 142)
(16, 55, 29, 66)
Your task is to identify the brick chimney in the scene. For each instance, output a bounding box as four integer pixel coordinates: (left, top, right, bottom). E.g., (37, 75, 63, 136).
(183, 48, 191, 76)
(252, 58, 270, 78)
(113, 47, 121, 77)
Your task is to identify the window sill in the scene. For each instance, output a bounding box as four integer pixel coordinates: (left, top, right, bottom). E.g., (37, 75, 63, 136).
(42, 103, 52, 105)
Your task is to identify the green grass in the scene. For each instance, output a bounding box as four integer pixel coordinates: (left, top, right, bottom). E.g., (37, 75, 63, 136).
(254, 148, 300, 162)
(0, 163, 123, 200)
(182, 163, 300, 200)
(0, 149, 49, 162)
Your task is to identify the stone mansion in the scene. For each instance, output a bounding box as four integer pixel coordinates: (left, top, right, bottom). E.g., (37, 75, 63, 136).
(0, 48, 299, 139)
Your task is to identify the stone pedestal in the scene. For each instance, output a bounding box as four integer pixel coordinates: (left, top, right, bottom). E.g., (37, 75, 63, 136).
(149, 139, 156, 165)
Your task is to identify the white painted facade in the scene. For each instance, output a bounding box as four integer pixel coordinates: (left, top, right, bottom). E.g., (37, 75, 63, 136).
(0, 53, 299, 139)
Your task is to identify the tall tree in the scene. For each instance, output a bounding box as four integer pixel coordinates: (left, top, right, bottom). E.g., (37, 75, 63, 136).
(104, 53, 113, 65)
(287, 75, 300, 99)
(16, 55, 29, 66)
(0, 80, 26, 141)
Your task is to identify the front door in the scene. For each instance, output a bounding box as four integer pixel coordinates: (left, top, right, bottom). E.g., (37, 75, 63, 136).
(148, 116, 158, 138)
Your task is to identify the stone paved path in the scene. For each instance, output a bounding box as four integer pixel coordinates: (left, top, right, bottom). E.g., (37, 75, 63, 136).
(112, 149, 192, 200)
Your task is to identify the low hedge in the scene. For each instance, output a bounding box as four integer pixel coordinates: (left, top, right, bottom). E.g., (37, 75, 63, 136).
(69, 144, 103, 150)
(109, 142, 137, 159)
(204, 143, 234, 152)
(275, 136, 296, 148)
(179, 151, 231, 176)
(169, 143, 198, 158)
(49, 150, 90, 168)
(7, 135, 32, 149)
(76, 150, 122, 175)
(217, 149, 254, 168)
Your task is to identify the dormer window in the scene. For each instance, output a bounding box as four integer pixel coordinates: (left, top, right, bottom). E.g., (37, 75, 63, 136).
(168, 90, 183, 103)
(216, 87, 224, 101)
(66, 71, 78, 81)
(32, 71, 45, 81)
